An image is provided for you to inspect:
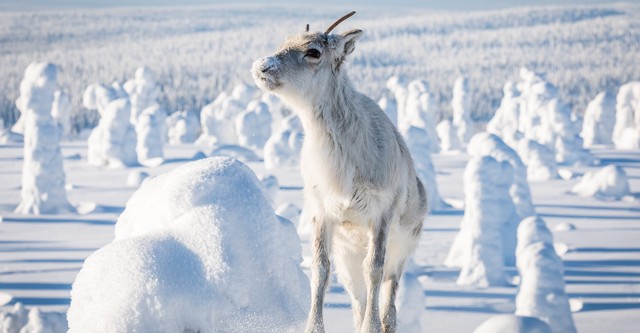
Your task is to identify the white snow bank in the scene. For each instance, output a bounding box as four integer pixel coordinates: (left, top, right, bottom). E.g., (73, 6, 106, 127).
(447, 156, 515, 287)
(570, 165, 631, 200)
(14, 62, 73, 215)
(580, 91, 616, 147)
(516, 216, 577, 333)
(166, 110, 201, 144)
(613, 82, 640, 150)
(68, 157, 309, 333)
(0, 303, 67, 333)
(473, 314, 551, 333)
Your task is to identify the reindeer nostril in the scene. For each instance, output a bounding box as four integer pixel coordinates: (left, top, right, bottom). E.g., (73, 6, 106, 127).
(261, 65, 272, 73)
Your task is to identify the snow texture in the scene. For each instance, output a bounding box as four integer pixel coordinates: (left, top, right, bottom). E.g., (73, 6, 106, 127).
(166, 110, 201, 144)
(0, 303, 67, 333)
(403, 126, 446, 210)
(87, 98, 138, 168)
(135, 104, 166, 167)
(14, 62, 73, 215)
(68, 157, 309, 333)
(446, 155, 515, 287)
(613, 81, 640, 150)
(467, 132, 536, 265)
(235, 101, 272, 152)
(516, 139, 559, 181)
(570, 165, 631, 200)
(473, 315, 551, 333)
(516, 216, 577, 333)
(452, 77, 475, 145)
(263, 115, 303, 170)
(580, 91, 616, 147)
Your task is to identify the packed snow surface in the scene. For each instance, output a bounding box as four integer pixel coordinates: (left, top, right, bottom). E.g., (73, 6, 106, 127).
(67, 157, 309, 333)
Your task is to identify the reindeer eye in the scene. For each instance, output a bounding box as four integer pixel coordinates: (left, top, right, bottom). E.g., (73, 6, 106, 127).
(305, 48, 321, 59)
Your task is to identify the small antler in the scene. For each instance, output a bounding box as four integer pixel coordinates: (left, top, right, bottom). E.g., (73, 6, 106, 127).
(325, 11, 356, 34)
(305, 24, 309, 32)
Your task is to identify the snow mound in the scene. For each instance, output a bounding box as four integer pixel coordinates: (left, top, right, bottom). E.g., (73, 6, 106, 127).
(613, 82, 640, 150)
(0, 303, 67, 333)
(570, 165, 631, 199)
(68, 157, 309, 333)
(473, 315, 551, 333)
(275, 203, 301, 228)
(581, 91, 616, 147)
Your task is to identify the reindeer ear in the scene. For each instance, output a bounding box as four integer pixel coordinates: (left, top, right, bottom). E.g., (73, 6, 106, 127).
(338, 29, 363, 56)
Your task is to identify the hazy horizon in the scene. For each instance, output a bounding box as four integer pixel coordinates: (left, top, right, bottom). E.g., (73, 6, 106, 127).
(0, 0, 631, 11)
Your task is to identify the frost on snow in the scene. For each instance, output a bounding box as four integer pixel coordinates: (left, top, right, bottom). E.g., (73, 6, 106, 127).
(516, 216, 576, 333)
(580, 91, 616, 147)
(473, 314, 551, 333)
(166, 110, 201, 144)
(452, 77, 475, 145)
(87, 98, 138, 168)
(403, 126, 446, 210)
(446, 156, 516, 287)
(570, 165, 631, 200)
(613, 82, 640, 150)
(467, 132, 536, 266)
(67, 157, 309, 333)
(14, 62, 73, 215)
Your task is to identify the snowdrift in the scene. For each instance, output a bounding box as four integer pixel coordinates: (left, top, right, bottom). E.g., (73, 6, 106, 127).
(68, 157, 309, 333)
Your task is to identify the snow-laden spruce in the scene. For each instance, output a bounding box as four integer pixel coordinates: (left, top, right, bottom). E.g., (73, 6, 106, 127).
(235, 100, 272, 153)
(399, 79, 440, 152)
(378, 93, 398, 127)
(580, 91, 616, 147)
(487, 81, 522, 146)
(452, 76, 474, 145)
(51, 90, 72, 140)
(125, 66, 161, 125)
(436, 119, 462, 153)
(613, 82, 640, 150)
(87, 98, 138, 168)
(446, 155, 516, 286)
(68, 157, 309, 333)
(166, 110, 201, 144)
(263, 114, 303, 170)
(517, 68, 592, 165)
(135, 104, 166, 167)
(403, 126, 447, 210)
(516, 216, 577, 333)
(570, 165, 631, 200)
(14, 62, 73, 215)
(516, 139, 559, 181)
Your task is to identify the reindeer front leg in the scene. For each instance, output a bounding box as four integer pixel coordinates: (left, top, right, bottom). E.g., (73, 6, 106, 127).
(361, 220, 389, 333)
(305, 217, 333, 333)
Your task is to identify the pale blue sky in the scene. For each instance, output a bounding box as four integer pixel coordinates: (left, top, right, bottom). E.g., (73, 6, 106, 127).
(0, 0, 632, 11)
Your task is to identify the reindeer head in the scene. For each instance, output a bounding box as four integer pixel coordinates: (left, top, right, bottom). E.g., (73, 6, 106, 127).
(251, 12, 362, 102)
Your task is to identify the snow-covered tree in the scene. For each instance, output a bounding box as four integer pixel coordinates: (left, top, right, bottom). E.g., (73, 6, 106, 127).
(436, 119, 461, 153)
(570, 165, 631, 200)
(378, 93, 398, 127)
(14, 62, 73, 215)
(403, 126, 446, 210)
(51, 90, 72, 140)
(516, 139, 559, 181)
(125, 66, 160, 125)
(235, 100, 272, 152)
(580, 91, 615, 147)
(87, 98, 138, 168)
(447, 155, 516, 287)
(135, 104, 166, 167)
(166, 110, 200, 144)
(452, 76, 474, 145)
(400, 79, 439, 152)
(516, 216, 577, 333)
(487, 81, 522, 146)
(263, 114, 303, 170)
(613, 82, 640, 150)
